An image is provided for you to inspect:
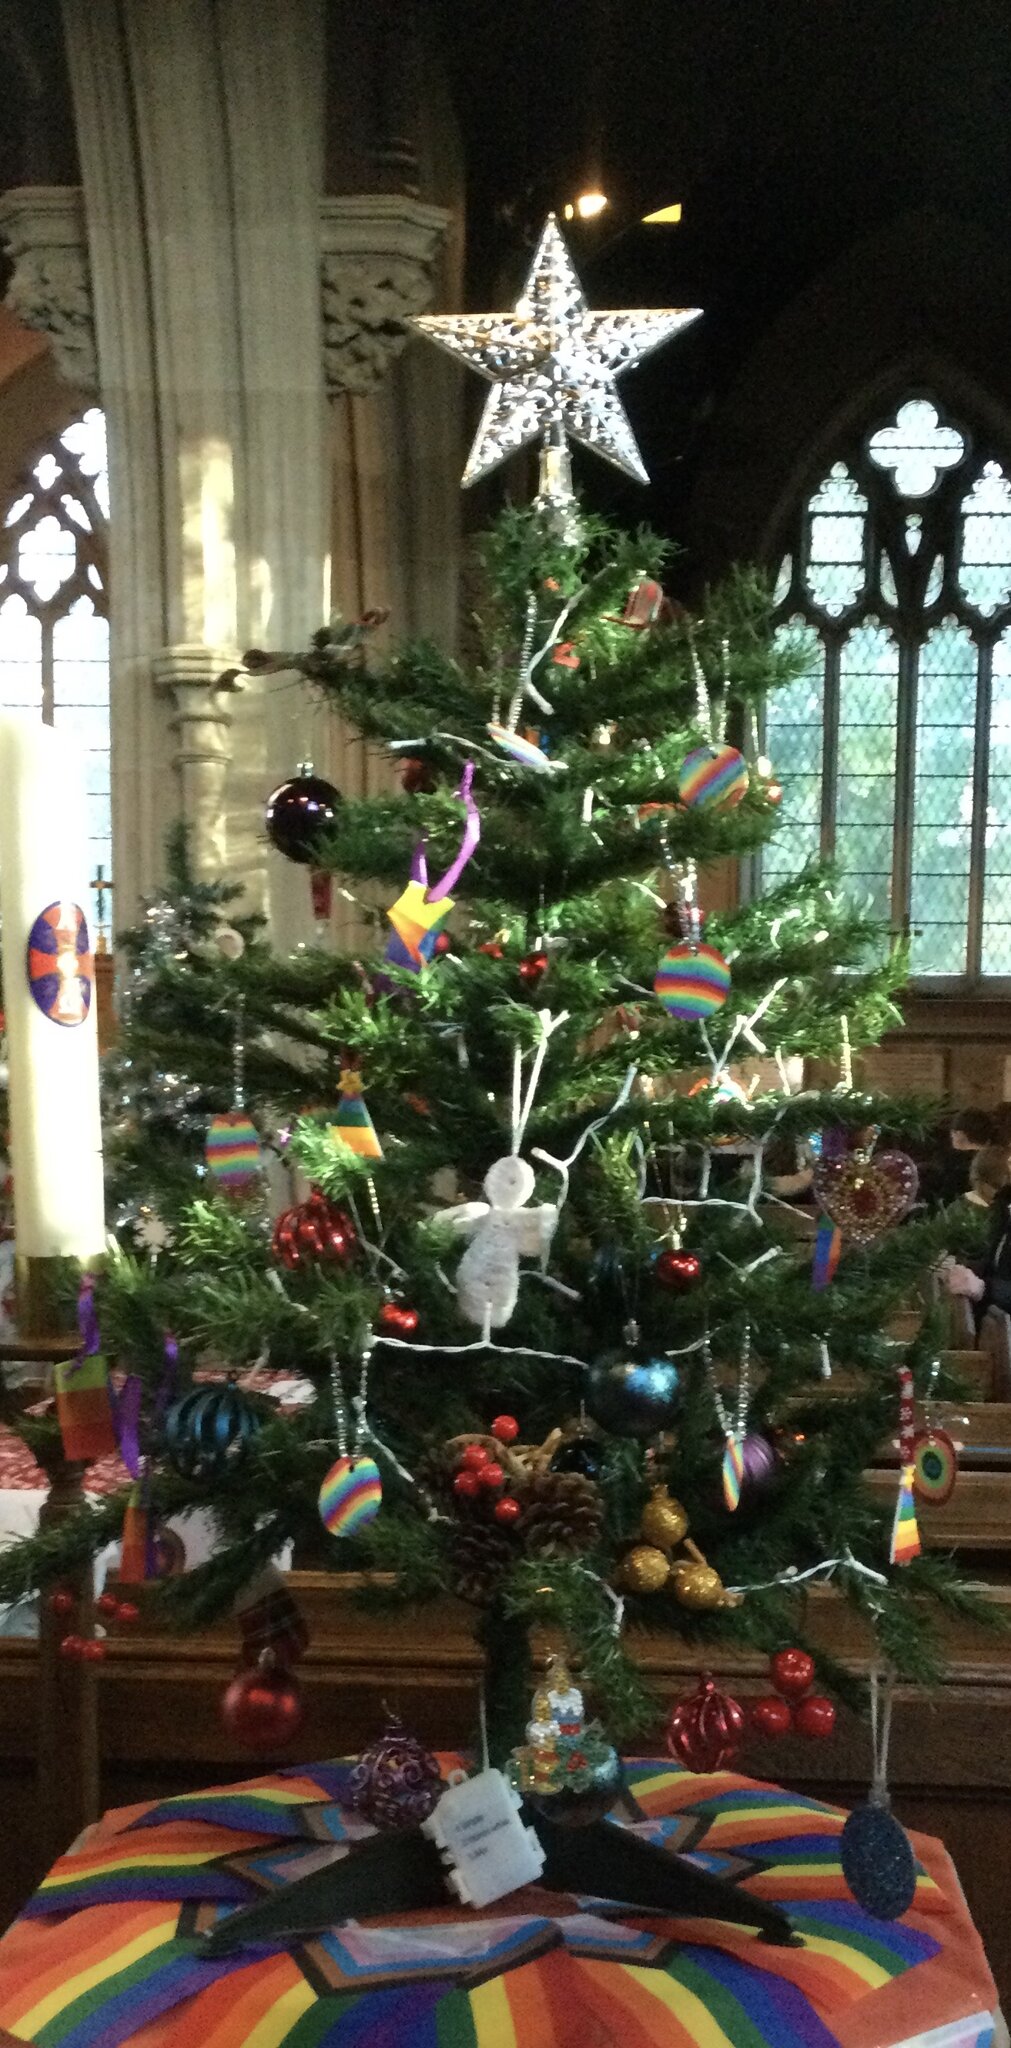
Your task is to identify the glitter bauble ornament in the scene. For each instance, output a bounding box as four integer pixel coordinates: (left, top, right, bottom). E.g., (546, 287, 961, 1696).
(272, 1191, 358, 1272)
(770, 1647, 815, 1698)
(840, 1800, 917, 1920)
(518, 949, 549, 986)
(349, 1713, 443, 1830)
(164, 1382, 260, 1482)
(640, 1486, 689, 1549)
(550, 1435, 604, 1481)
(666, 1674, 746, 1772)
(749, 1695, 792, 1738)
(669, 1560, 728, 1610)
(220, 1660, 303, 1752)
(620, 1543, 670, 1593)
(585, 1352, 681, 1440)
(651, 1247, 701, 1293)
(265, 767, 341, 864)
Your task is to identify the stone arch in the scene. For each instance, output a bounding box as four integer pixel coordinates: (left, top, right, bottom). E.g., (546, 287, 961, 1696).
(689, 208, 1011, 577)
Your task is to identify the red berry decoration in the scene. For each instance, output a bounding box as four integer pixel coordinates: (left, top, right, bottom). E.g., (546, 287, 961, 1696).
(479, 940, 504, 958)
(453, 1469, 482, 1499)
(477, 1461, 505, 1491)
(652, 1248, 702, 1293)
(96, 1592, 120, 1618)
(494, 1495, 522, 1526)
(59, 1634, 85, 1660)
(272, 1190, 358, 1273)
(770, 1647, 816, 1698)
(48, 1589, 75, 1618)
(518, 950, 549, 986)
(665, 1673, 747, 1773)
(115, 1601, 141, 1625)
(377, 1302, 420, 1337)
(793, 1694, 836, 1740)
(765, 780, 784, 806)
(491, 1414, 520, 1445)
(432, 931, 453, 956)
(79, 1639, 107, 1663)
(461, 1443, 490, 1471)
(220, 1659, 303, 1751)
(749, 1694, 792, 1738)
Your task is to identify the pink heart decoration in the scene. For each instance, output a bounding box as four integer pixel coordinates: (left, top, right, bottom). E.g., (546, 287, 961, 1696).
(810, 1149, 919, 1246)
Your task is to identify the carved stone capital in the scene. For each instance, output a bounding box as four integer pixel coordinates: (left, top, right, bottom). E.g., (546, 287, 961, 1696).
(319, 193, 450, 398)
(0, 186, 96, 394)
(153, 644, 242, 877)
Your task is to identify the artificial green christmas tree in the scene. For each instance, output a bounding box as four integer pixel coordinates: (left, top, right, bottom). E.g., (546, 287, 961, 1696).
(0, 218, 990, 1775)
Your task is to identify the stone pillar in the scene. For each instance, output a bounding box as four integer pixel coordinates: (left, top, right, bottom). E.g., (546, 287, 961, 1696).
(151, 647, 243, 881)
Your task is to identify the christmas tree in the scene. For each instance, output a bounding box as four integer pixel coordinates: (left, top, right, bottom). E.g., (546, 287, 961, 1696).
(0, 218, 990, 1763)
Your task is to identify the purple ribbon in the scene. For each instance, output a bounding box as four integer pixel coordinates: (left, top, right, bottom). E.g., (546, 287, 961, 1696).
(69, 1275, 100, 1373)
(112, 1374, 143, 1478)
(406, 763, 481, 901)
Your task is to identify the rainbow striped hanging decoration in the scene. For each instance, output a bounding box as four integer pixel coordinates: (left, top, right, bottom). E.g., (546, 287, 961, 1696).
(318, 1455, 382, 1537)
(812, 1216, 842, 1290)
(677, 743, 749, 810)
(205, 1112, 262, 1191)
(328, 1068, 383, 1162)
(119, 1483, 151, 1583)
(890, 1364, 922, 1565)
(722, 1433, 745, 1512)
(654, 941, 731, 1020)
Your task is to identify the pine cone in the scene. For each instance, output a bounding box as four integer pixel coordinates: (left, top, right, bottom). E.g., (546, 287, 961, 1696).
(518, 1470, 603, 1559)
(445, 1516, 518, 1604)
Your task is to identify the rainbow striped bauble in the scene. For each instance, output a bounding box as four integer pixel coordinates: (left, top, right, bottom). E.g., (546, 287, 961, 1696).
(654, 941, 731, 1020)
(205, 1112, 262, 1190)
(319, 1454, 382, 1537)
(677, 743, 749, 810)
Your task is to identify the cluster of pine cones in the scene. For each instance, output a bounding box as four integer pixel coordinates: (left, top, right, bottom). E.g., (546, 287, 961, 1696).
(423, 1437, 603, 1603)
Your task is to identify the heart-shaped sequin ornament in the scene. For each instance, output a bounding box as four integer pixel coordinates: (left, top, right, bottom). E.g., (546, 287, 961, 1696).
(810, 1150, 918, 1245)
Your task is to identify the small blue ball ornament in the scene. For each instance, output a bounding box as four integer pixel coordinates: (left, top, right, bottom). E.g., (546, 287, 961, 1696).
(840, 1799, 917, 1920)
(585, 1351, 682, 1439)
(164, 1382, 261, 1482)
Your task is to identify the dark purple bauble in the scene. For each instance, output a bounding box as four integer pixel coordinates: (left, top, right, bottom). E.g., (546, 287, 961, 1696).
(266, 768, 342, 865)
(840, 1800, 916, 1919)
(550, 1435, 604, 1481)
(740, 1432, 779, 1495)
(585, 1352, 681, 1440)
(349, 1714, 444, 1831)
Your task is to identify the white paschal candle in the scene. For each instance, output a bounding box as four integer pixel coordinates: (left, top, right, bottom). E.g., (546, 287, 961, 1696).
(0, 715, 105, 1263)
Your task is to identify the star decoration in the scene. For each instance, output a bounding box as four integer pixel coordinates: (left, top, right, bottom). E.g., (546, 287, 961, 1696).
(411, 215, 701, 491)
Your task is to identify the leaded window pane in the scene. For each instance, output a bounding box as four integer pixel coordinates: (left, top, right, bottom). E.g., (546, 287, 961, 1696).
(804, 464, 867, 616)
(909, 619, 977, 976)
(958, 462, 1011, 617)
(835, 620, 899, 918)
(867, 399, 964, 497)
(981, 628, 1011, 976)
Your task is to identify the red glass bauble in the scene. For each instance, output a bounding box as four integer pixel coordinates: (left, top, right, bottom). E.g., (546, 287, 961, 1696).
(96, 1592, 119, 1618)
(453, 1469, 481, 1499)
(793, 1694, 836, 1740)
(377, 1302, 419, 1337)
(272, 1191, 358, 1272)
(518, 950, 549, 986)
(491, 1414, 520, 1444)
(115, 1601, 141, 1625)
(460, 1443, 490, 1471)
(220, 1663, 303, 1752)
(494, 1495, 522, 1526)
(79, 1638, 107, 1662)
(48, 1589, 75, 1618)
(401, 757, 437, 795)
(770, 1647, 816, 1699)
(665, 1674, 747, 1773)
(477, 1461, 505, 1490)
(653, 1248, 702, 1293)
(749, 1694, 792, 1738)
(59, 1635, 85, 1660)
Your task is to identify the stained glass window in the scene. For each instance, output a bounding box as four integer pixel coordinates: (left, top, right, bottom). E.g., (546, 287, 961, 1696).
(0, 410, 111, 939)
(771, 393, 1011, 985)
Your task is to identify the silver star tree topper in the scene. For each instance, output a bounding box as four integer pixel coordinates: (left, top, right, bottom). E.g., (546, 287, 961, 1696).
(410, 214, 701, 527)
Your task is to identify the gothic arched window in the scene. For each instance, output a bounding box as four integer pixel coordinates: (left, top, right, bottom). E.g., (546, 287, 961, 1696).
(768, 394, 1011, 986)
(0, 410, 111, 939)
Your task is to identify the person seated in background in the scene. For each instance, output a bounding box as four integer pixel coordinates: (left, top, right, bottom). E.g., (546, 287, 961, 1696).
(966, 1144, 1011, 1209)
(922, 1107, 996, 1208)
(941, 1178, 1011, 1318)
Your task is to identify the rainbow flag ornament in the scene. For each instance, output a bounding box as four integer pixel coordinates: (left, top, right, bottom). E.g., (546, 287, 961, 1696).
(328, 1068, 383, 1162)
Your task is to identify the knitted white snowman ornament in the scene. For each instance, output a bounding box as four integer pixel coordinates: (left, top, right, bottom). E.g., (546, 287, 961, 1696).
(448, 1155, 558, 1336)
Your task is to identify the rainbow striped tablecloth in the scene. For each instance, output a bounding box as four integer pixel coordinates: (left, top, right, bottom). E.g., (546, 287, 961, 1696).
(0, 1757, 998, 2048)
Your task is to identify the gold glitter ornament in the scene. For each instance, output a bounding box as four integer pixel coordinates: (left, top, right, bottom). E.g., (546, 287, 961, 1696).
(640, 1487, 689, 1550)
(620, 1544, 671, 1594)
